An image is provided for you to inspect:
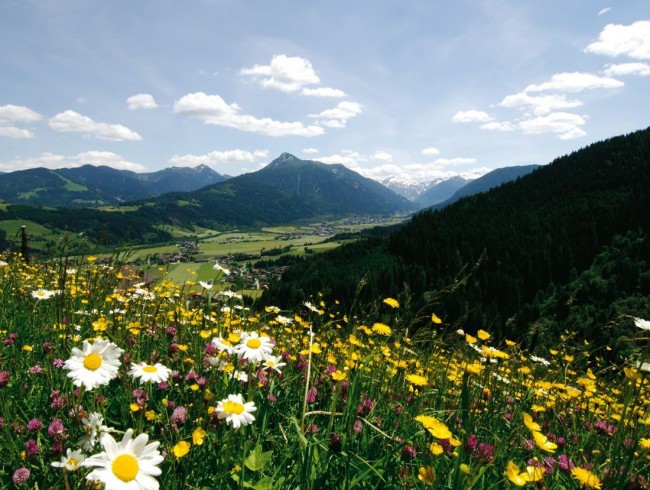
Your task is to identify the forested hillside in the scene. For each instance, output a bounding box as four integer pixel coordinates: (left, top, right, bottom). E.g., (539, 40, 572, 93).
(262, 128, 650, 348)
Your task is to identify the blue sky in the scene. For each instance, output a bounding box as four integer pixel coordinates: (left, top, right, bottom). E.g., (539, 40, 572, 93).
(1, 1, 648, 182)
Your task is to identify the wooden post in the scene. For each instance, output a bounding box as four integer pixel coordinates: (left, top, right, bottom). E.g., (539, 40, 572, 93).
(21, 225, 29, 264)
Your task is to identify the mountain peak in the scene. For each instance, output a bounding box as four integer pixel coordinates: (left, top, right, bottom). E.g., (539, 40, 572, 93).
(269, 152, 299, 167)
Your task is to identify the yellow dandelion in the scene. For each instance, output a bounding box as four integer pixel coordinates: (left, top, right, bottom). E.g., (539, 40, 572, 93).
(415, 415, 452, 440)
(372, 322, 392, 336)
(331, 370, 347, 381)
(406, 374, 428, 387)
(431, 313, 442, 324)
(418, 466, 435, 485)
(383, 297, 400, 308)
(571, 467, 602, 489)
(477, 329, 490, 341)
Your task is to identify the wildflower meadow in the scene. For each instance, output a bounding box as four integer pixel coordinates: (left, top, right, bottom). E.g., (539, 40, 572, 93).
(0, 254, 648, 489)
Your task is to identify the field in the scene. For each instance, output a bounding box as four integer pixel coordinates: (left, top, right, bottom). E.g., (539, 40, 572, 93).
(0, 255, 648, 489)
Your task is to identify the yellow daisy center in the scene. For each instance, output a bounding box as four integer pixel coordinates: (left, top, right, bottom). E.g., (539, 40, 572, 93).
(143, 365, 158, 373)
(223, 400, 245, 415)
(112, 454, 139, 482)
(246, 338, 261, 349)
(83, 353, 103, 371)
(68, 458, 78, 468)
(37, 291, 46, 297)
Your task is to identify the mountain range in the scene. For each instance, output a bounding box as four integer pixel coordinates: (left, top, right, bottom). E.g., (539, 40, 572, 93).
(0, 164, 226, 207)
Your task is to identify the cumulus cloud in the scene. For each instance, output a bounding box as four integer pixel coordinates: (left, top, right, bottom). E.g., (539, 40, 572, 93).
(421, 147, 440, 156)
(499, 92, 583, 115)
(0, 126, 34, 139)
(0, 104, 42, 123)
(169, 149, 260, 167)
(300, 87, 346, 97)
(173, 92, 324, 137)
(241, 55, 347, 98)
(372, 151, 393, 162)
(302, 148, 319, 154)
(0, 151, 145, 172)
(75, 151, 147, 171)
(48, 110, 142, 141)
(480, 121, 516, 132)
(433, 157, 477, 166)
(241, 54, 320, 92)
(452, 110, 492, 123)
(524, 72, 623, 92)
(585, 20, 650, 59)
(603, 62, 650, 77)
(127, 93, 158, 110)
(316, 152, 365, 166)
(309, 101, 362, 128)
(518, 112, 587, 139)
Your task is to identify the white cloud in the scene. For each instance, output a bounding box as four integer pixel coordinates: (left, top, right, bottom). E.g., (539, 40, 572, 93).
(452, 110, 492, 123)
(524, 72, 623, 92)
(603, 62, 650, 77)
(169, 149, 260, 167)
(518, 112, 586, 139)
(372, 151, 393, 162)
(48, 110, 142, 141)
(433, 157, 477, 166)
(173, 92, 324, 137)
(421, 147, 440, 156)
(316, 153, 362, 166)
(241, 54, 320, 92)
(309, 101, 362, 128)
(480, 121, 516, 132)
(585, 20, 650, 60)
(559, 127, 587, 140)
(0, 126, 34, 139)
(0, 151, 145, 172)
(253, 149, 269, 158)
(127, 93, 158, 110)
(300, 87, 346, 97)
(461, 167, 492, 179)
(598, 7, 610, 16)
(75, 151, 146, 171)
(0, 104, 42, 123)
(302, 148, 319, 154)
(499, 92, 583, 115)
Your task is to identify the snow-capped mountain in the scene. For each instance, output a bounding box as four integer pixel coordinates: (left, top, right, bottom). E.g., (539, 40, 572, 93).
(381, 177, 445, 201)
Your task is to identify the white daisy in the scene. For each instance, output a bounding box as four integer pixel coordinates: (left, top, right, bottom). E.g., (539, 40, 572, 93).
(634, 317, 650, 331)
(213, 262, 231, 275)
(51, 448, 86, 471)
(63, 339, 124, 390)
(234, 332, 274, 363)
(82, 428, 163, 490)
(32, 288, 56, 300)
(262, 355, 286, 374)
(230, 370, 249, 383)
(198, 281, 213, 290)
(211, 336, 235, 355)
(216, 394, 256, 429)
(128, 362, 171, 384)
(78, 412, 115, 451)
